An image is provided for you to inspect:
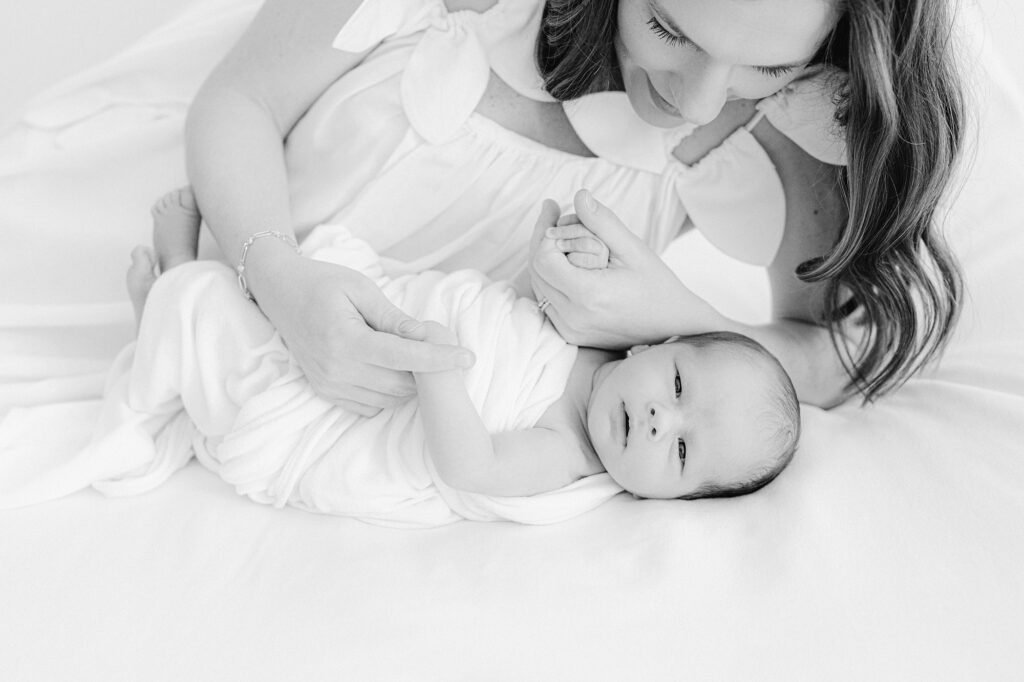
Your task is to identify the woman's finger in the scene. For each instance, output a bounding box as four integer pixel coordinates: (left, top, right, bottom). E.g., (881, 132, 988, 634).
(572, 189, 645, 255)
(348, 286, 475, 372)
(534, 294, 585, 346)
(546, 224, 598, 241)
(314, 383, 409, 415)
(357, 327, 475, 373)
(530, 199, 563, 257)
(529, 269, 563, 308)
(300, 349, 418, 402)
(336, 359, 418, 397)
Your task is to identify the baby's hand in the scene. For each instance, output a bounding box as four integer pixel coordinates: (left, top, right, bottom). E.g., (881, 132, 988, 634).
(545, 206, 611, 270)
(418, 320, 459, 347)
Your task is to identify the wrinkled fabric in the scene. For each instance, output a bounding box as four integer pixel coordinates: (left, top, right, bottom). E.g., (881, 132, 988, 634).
(85, 230, 620, 527)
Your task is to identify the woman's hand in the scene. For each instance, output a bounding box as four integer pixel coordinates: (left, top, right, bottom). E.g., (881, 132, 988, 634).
(418, 320, 460, 347)
(248, 247, 474, 416)
(529, 190, 723, 349)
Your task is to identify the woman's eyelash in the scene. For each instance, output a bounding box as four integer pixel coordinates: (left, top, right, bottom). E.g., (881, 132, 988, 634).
(646, 16, 797, 78)
(646, 17, 688, 47)
(756, 64, 796, 78)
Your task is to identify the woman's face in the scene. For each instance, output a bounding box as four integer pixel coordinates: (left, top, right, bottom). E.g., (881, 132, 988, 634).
(615, 0, 840, 127)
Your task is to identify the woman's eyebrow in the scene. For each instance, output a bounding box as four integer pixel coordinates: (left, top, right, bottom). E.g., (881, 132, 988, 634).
(649, 0, 810, 70)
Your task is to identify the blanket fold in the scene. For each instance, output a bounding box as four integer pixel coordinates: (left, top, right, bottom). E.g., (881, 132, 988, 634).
(58, 230, 620, 526)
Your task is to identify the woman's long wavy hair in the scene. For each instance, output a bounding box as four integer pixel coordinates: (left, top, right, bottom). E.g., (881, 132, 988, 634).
(536, 0, 967, 402)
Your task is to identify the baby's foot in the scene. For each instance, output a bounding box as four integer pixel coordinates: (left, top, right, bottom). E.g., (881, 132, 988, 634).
(127, 246, 158, 329)
(151, 186, 201, 272)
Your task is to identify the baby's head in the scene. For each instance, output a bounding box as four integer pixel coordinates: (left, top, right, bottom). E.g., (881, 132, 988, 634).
(586, 332, 799, 500)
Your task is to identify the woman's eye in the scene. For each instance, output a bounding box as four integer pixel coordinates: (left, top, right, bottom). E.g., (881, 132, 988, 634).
(645, 15, 798, 78)
(646, 17, 688, 48)
(674, 369, 682, 398)
(677, 438, 687, 464)
(755, 64, 796, 78)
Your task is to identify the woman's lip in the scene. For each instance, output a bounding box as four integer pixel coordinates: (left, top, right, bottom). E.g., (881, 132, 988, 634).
(647, 76, 679, 116)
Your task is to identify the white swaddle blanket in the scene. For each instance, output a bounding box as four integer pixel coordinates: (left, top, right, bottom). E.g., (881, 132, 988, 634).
(85, 227, 620, 527)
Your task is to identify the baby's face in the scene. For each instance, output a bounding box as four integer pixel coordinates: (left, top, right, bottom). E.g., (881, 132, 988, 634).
(587, 341, 773, 499)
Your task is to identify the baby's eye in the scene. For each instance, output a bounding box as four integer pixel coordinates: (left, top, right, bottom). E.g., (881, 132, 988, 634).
(677, 438, 687, 465)
(674, 369, 682, 398)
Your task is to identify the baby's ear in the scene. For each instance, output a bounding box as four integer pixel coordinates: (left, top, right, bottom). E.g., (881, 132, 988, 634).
(626, 344, 651, 358)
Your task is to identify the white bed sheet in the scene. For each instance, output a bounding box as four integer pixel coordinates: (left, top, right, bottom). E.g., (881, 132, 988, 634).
(1, 1, 1023, 679)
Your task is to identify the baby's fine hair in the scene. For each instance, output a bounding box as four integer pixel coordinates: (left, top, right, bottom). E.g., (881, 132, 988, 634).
(671, 331, 801, 500)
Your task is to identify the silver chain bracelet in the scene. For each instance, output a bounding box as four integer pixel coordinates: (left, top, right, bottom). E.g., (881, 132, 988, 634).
(236, 230, 301, 302)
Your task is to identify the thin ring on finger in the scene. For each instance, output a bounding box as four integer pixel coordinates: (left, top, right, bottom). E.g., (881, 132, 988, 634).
(537, 296, 552, 314)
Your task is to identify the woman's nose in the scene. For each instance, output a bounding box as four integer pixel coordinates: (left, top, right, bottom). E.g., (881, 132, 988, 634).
(669, 65, 730, 127)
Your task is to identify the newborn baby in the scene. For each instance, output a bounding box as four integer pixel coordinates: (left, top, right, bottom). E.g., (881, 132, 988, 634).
(109, 188, 800, 525)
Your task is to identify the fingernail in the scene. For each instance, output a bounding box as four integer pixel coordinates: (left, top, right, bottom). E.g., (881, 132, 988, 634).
(583, 190, 598, 212)
(455, 351, 475, 369)
(398, 319, 420, 335)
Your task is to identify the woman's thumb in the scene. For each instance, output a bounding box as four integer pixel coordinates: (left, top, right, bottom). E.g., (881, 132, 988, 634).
(530, 199, 562, 254)
(357, 290, 425, 339)
(572, 189, 641, 253)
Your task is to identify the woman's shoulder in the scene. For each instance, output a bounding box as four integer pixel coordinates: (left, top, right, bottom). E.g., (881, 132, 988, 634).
(754, 65, 848, 166)
(675, 66, 848, 168)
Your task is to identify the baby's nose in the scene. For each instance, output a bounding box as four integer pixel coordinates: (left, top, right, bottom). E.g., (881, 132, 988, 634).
(645, 403, 674, 441)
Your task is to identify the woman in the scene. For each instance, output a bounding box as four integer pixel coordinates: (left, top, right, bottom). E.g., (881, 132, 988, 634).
(185, 0, 965, 412)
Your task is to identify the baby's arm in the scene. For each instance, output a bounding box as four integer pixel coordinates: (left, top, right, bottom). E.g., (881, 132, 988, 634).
(413, 322, 582, 496)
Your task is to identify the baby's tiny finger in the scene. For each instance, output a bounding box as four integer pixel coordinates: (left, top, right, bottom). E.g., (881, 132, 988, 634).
(556, 213, 581, 227)
(556, 237, 604, 255)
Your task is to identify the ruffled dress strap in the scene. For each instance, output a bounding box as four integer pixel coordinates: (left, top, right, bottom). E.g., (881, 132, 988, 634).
(753, 64, 849, 166)
(671, 127, 787, 266)
(475, 0, 553, 102)
(673, 65, 848, 266)
(564, 92, 695, 174)
(332, 0, 549, 144)
(333, 0, 487, 143)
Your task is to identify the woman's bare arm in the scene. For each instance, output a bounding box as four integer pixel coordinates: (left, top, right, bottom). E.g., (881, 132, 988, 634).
(186, 0, 367, 263)
(185, 0, 473, 415)
(729, 118, 855, 408)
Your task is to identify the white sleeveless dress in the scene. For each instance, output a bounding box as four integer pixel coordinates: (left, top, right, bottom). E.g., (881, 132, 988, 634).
(286, 0, 847, 285)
